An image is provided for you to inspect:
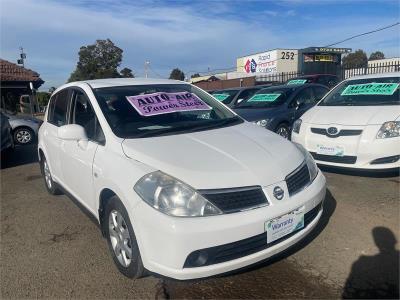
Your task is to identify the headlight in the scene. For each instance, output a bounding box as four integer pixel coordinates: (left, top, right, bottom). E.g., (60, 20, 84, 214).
(293, 143, 318, 181)
(254, 119, 269, 127)
(134, 171, 222, 217)
(292, 119, 302, 134)
(376, 121, 400, 139)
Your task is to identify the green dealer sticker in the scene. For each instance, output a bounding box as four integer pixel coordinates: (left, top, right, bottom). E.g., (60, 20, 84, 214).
(287, 79, 307, 85)
(213, 94, 230, 101)
(248, 93, 281, 102)
(341, 83, 399, 96)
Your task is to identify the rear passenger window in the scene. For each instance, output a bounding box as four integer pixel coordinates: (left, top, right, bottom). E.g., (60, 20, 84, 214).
(48, 89, 70, 127)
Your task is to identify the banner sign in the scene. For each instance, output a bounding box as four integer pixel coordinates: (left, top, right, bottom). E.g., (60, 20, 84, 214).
(248, 93, 281, 102)
(287, 79, 307, 85)
(126, 92, 211, 117)
(341, 83, 399, 96)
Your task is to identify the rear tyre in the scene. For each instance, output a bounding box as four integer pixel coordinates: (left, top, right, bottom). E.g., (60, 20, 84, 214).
(104, 196, 146, 279)
(275, 123, 291, 139)
(40, 156, 62, 195)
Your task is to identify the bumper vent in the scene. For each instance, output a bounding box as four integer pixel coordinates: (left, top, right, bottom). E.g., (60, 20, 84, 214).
(286, 163, 311, 196)
(310, 152, 357, 164)
(183, 202, 323, 268)
(200, 186, 268, 214)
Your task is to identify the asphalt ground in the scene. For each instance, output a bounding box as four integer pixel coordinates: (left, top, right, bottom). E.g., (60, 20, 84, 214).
(1, 144, 399, 299)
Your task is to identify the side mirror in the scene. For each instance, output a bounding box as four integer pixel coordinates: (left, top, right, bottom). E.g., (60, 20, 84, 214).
(58, 124, 87, 141)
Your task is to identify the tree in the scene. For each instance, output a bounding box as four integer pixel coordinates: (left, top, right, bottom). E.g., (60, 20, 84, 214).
(120, 67, 134, 78)
(169, 68, 185, 81)
(369, 51, 385, 61)
(68, 39, 132, 82)
(342, 49, 368, 68)
(36, 92, 50, 107)
(191, 73, 200, 78)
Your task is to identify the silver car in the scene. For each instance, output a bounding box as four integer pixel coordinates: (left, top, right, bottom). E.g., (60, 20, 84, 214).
(5, 113, 42, 145)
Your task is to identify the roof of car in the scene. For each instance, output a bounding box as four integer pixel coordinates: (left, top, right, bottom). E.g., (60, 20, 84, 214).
(71, 78, 187, 89)
(295, 74, 338, 78)
(346, 72, 400, 81)
(259, 83, 325, 90)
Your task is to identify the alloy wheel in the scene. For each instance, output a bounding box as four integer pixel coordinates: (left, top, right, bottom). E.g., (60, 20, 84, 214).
(108, 210, 133, 267)
(43, 160, 53, 189)
(16, 129, 32, 144)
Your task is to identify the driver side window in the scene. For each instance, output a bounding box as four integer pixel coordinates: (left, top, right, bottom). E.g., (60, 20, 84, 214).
(70, 89, 105, 144)
(290, 88, 315, 107)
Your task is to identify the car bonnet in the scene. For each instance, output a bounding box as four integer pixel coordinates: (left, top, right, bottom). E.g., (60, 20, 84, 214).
(121, 122, 304, 189)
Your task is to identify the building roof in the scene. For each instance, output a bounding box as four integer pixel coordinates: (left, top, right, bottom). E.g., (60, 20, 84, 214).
(0, 59, 44, 85)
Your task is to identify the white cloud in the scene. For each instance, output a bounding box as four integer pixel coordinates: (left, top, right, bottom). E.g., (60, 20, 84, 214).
(0, 0, 398, 90)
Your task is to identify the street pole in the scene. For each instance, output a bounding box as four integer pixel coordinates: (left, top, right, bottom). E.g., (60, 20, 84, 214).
(144, 61, 150, 78)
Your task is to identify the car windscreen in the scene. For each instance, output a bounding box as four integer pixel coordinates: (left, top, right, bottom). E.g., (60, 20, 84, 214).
(236, 87, 295, 108)
(93, 84, 242, 138)
(211, 89, 240, 104)
(319, 77, 400, 106)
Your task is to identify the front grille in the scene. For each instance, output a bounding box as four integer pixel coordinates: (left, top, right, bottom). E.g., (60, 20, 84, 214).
(310, 152, 357, 164)
(285, 163, 311, 196)
(183, 202, 323, 268)
(200, 186, 268, 214)
(311, 128, 362, 138)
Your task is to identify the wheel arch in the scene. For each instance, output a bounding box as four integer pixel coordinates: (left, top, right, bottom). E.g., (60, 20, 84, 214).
(98, 188, 118, 237)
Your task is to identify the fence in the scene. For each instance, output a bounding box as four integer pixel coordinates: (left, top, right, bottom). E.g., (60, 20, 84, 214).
(341, 61, 400, 80)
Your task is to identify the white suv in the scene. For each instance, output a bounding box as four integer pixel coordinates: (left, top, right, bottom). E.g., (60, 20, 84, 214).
(38, 78, 326, 280)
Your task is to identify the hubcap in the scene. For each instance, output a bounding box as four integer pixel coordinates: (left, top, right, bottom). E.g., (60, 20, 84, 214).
(43, 160, 52, 189)
(16, 130, 31, 144)
(108, 210, 133, 267)
(277, 127, 289, 139)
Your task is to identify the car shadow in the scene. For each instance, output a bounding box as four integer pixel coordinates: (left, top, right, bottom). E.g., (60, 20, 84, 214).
(160, 189, 337, 283)
(0, 144, 38, 169)
(342, 227, 399, 299)
(319, 165, 399, 178)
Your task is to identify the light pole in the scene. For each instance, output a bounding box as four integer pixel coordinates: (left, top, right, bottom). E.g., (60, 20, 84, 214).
(144, 61, 150, 78)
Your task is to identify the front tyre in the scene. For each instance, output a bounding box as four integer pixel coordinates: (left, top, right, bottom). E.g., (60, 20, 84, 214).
(14, 127, 34, 145)
(105, 196, 146, 279)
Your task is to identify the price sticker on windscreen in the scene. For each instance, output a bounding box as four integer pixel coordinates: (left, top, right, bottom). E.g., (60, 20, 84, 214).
(213, 94, 230, 101)
(126, 92, 211, 117)
(341, 83, 399, 96)
(287, 79, 307, 85)
(248, 94, 281, 102)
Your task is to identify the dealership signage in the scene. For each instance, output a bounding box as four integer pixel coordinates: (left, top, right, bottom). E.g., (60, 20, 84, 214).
(242, 50, 278, 74)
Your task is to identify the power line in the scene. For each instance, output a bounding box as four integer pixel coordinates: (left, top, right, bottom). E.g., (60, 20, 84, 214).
(185, 22, 400, 76)
(324, 22, 400, 47)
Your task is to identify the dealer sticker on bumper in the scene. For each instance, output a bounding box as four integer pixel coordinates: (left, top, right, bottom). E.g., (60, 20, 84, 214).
(265, 206, 305, 243)
(317, 144, 345, 156)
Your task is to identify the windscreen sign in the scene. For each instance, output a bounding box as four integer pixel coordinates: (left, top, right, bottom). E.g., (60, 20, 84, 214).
(126, 92, 211, 117)
(243, 50, 278, 75)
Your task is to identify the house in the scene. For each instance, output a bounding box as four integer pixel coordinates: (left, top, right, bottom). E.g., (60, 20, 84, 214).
(0, 59, 44, 113)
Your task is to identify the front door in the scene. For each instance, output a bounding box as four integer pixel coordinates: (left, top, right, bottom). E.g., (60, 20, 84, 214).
(59, 88, 104, 213)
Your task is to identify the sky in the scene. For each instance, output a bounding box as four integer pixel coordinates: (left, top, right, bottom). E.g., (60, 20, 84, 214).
(1, 0, 399, 90)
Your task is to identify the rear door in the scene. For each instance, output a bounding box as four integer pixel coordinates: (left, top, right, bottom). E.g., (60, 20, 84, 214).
(58, 87, 105, 212)
(42, 88, 72, 181)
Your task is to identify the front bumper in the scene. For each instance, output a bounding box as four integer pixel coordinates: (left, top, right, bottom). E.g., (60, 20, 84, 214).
(292, 123, 400, 170)
(133, 171, 326, 280)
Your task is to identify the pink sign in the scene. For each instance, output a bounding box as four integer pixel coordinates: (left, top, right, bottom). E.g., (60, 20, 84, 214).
(126, 92, 211, 117)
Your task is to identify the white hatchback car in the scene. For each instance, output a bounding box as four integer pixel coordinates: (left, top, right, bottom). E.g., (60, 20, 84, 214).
(292, 72, 400, 171)
(38, 78, 326, 280)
